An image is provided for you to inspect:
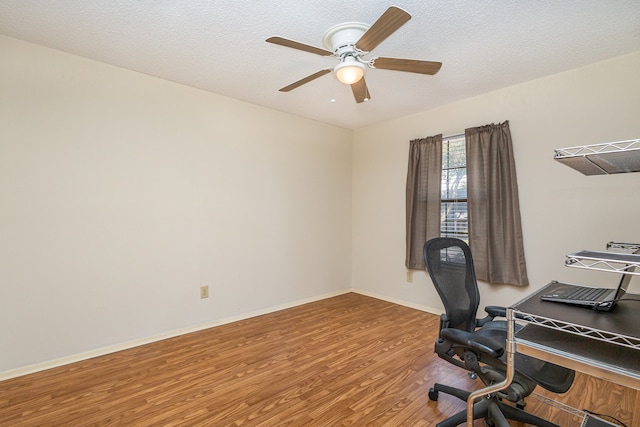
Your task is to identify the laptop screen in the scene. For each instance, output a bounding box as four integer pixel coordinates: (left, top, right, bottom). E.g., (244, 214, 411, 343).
(614, 265, 635, 300)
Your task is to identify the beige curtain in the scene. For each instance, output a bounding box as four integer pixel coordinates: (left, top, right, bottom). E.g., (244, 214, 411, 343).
(465, 121, 529, 285)
(405, 135, 442, 270)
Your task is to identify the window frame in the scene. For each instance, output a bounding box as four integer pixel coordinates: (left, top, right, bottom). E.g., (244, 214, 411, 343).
(440, 134, 468, 242)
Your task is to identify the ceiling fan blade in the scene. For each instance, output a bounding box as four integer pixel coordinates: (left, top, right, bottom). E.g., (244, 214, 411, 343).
(351, 77, 371, 103)
(279, 69, 331, 92)
(372, 57, 442, 75)
(356, 6, 411, 52)
(266, 36, 333, 56)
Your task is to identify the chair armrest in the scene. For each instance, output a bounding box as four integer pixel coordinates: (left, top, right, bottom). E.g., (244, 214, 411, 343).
(475, 305, 507, 327)
(482, 306, 534, 323)
(439, 313, 450, 331)
(485, 305, 506, 318)
(441, 328, 504, 359)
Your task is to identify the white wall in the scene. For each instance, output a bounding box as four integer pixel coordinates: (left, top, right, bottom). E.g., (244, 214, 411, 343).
(0, 36, 353, 375)
(352, 51, 640, 312)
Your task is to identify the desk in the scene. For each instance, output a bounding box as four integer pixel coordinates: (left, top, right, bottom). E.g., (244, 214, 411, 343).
(512, 282, 640, 391)
(464, 282, 640, 426)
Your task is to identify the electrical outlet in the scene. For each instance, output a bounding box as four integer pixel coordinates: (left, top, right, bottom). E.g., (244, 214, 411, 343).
(200, 285, 209, 299)
(406, 270, 413, 283)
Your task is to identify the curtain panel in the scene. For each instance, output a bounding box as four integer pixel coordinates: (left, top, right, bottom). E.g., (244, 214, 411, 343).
(466, 121, 529, 286)
(405, 134, 442, 270)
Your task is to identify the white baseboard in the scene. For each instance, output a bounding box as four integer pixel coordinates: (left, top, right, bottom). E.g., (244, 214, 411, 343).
(351, 288, 444, 316)
(0, 289, 352, 381)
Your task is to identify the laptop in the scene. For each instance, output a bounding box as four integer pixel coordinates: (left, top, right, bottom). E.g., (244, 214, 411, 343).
(540, 269, 634, 311)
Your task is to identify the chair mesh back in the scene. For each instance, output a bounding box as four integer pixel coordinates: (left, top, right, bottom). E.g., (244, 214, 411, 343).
(423, 238, 480, 332)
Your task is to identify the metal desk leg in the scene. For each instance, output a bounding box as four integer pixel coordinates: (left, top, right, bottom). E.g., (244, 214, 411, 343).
(465, 308, 516, 426)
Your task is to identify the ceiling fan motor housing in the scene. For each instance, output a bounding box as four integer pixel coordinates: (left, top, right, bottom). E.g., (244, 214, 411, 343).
(322, 23, 370, 57)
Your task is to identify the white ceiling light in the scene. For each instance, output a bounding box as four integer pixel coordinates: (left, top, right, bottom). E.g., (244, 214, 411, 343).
(334, 57, 366, 85)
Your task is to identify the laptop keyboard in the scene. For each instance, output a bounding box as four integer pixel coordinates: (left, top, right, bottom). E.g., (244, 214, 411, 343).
(564, 287, 610, 301)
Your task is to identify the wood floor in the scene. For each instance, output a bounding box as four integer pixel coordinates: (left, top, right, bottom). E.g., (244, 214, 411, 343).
(1, 293, 638, 426)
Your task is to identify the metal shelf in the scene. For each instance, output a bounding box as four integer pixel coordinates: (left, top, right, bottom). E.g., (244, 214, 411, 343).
(565, 250, 640, 275)
(606, 241, 640, 253)
(509, 285, 640, 392)
(514, 309, 640, 351)
(554, 138, 640, 175)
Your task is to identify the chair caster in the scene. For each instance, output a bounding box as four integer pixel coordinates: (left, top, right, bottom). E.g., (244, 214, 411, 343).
(428, 388, 439, 401)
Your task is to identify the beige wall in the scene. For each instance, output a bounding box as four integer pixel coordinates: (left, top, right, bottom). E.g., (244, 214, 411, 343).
(2, 33, 639, 377)
(352, 51, 640, 312)
(0, 36, 353, 375)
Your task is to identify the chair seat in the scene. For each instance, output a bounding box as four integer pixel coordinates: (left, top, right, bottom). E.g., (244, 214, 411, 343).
(475, 322, 575, 393)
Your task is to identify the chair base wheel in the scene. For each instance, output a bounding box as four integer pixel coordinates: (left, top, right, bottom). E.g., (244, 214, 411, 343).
(428, 388, 439, 401)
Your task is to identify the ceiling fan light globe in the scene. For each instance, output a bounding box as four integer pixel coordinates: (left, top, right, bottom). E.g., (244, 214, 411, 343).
(335, 62, 366, 85)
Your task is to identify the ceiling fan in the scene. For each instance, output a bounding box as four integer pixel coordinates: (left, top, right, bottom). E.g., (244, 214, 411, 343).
(266, 6, 442, 103)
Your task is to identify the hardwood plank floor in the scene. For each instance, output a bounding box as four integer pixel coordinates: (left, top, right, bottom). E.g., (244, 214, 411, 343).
(1, 293, 638, 426)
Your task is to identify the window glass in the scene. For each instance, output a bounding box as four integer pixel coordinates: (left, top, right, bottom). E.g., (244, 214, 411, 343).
(441, 136, 468, 242)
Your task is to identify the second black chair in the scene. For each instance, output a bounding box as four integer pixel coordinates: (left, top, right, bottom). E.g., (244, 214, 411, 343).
(423, 237, 575, 427)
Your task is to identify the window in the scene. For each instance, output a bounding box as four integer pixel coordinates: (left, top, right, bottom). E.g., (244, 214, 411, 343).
(440, 135, 468, 242)
(406, 122, 528, 284)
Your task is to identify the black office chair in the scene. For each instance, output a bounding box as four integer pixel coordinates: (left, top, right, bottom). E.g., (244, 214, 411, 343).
(423, 237, 575, 427)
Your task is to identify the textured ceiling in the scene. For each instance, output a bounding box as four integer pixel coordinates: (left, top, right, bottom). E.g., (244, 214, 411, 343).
(1, 1, 640, 129)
